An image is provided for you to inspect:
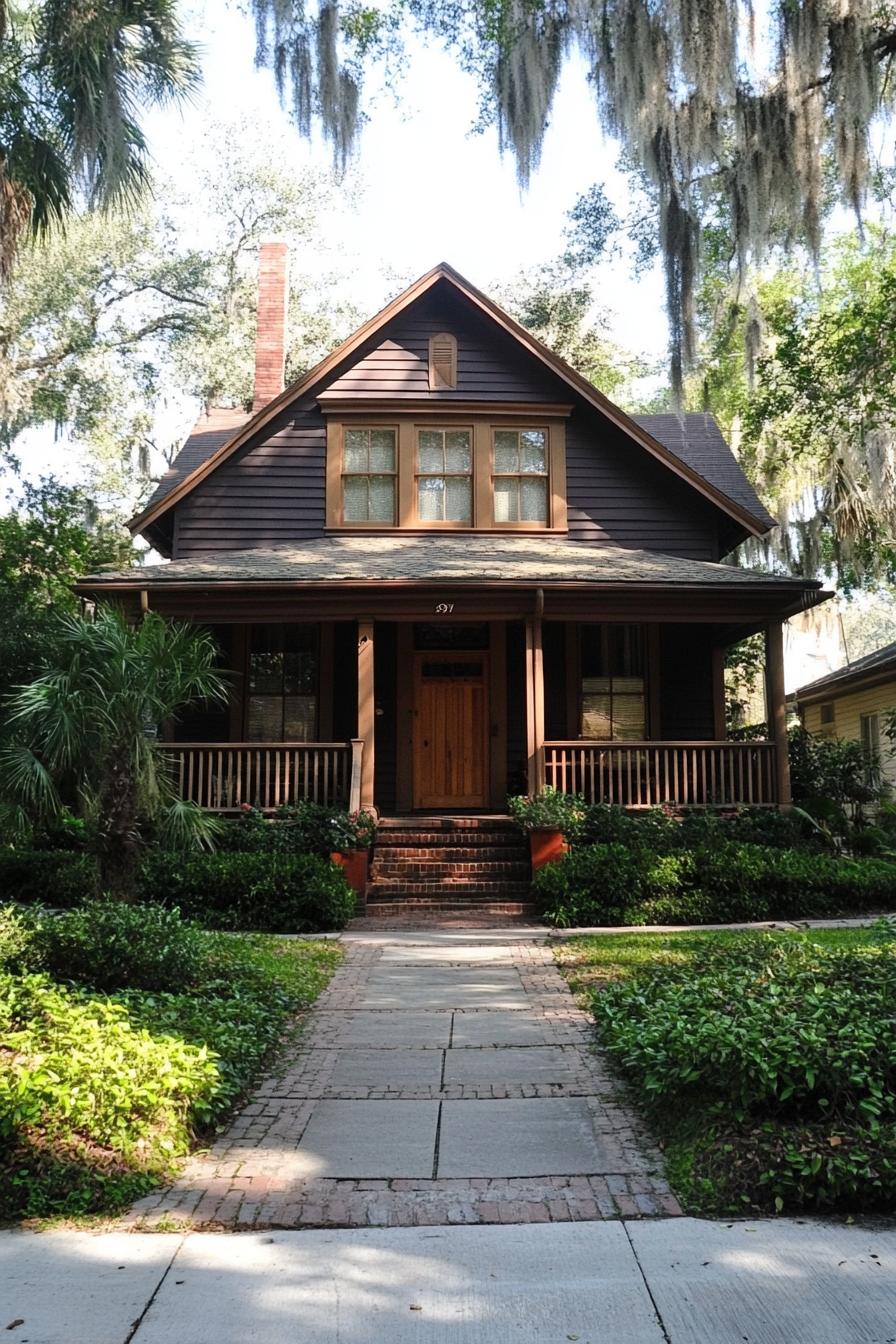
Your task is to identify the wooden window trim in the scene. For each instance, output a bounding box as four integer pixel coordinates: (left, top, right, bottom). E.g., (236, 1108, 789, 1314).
(326, 413, 567, 532)
(326, 420, 400, 529)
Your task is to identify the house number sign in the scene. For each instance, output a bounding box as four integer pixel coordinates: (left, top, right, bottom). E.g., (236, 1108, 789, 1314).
(434, 602, 455, 614)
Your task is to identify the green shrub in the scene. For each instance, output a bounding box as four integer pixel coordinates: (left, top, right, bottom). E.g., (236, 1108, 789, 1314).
(216, 802, 376, 857)
(533, 844, 686, 927)
(140, 850, 356, 932)
(508, 786, 587, 836)
(592, 935, 896, 1211)
(0, 849, 95, 906)
(535, 840, 896, 926)
(0, 906, 38, 972)
(34, 901, 209, 992)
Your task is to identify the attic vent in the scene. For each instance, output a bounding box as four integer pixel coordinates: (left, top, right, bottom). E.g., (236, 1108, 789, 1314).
(429, 332, 457, 390)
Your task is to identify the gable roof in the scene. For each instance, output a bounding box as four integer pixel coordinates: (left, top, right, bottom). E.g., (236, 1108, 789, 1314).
(796, 639, 896, 703)
(130, 263, 776, 543)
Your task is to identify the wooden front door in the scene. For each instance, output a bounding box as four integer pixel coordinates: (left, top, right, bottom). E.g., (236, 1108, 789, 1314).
(413, 652, 489, 808)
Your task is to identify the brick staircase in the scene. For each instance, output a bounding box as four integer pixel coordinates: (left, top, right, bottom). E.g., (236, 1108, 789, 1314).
(365, 816, 534, 917)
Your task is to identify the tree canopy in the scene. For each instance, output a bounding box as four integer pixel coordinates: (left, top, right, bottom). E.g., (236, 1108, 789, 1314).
(251, 0, 896, 397)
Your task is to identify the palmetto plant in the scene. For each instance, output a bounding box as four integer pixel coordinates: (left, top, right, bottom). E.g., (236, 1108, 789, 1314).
(0, 1, 199, 275)
(1, 606, 228, 899)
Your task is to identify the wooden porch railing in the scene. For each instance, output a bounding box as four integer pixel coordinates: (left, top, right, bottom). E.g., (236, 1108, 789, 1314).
(544, 740, 778, 808)
(164, 741, 363, 812)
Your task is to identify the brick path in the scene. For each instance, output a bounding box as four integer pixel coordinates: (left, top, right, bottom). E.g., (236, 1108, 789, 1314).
(124, 934, 681, 1230)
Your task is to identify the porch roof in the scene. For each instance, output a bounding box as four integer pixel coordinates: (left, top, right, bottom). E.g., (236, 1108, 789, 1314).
(80, 534, 823, 598)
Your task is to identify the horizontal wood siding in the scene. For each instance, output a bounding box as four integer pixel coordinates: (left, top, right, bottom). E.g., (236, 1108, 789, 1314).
(566, 412, 720, 560)
(320, 292, 560, 403)
(803, 681, 896, 788)
(172, 400, 326, 557)
(659, 625, 717, 740)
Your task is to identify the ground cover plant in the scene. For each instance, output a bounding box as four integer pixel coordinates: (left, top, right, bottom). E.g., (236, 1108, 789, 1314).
(0, 902, 342, 1220)
(557, 925, 896, 1215)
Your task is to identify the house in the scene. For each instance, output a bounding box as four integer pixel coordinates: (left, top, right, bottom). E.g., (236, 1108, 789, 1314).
(796, 641, 896, 789)
(77, 249, 829, 824)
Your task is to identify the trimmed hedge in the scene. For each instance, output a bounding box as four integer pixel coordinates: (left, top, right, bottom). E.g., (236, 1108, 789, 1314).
(0, 849, 95, 907)
(534, 840, 896, 927)
(1, 847, 356, 932)
(140, 850, 356, 932)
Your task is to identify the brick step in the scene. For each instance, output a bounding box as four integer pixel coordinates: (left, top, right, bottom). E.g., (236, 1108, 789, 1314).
(374, 832, 523, 850)
(377, 816, 515, 830)
(368, 880, 533, 900)
(359, 901, 536, 917)
(373, 842, 526, 860)
(371, 861, 531, 881)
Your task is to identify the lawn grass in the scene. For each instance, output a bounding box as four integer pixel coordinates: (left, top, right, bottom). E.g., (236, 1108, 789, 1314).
(555, 926, 893, 1216)
(1, 930, 342, 1223)
(555, 926, 877, 993)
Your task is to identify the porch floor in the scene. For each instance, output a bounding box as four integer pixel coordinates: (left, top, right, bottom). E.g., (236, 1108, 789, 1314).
(124, 932, 680, 1229)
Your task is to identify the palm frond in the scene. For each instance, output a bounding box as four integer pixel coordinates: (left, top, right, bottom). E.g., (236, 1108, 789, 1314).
(157, 799, 224, 852)
(0, 741, 62, 817)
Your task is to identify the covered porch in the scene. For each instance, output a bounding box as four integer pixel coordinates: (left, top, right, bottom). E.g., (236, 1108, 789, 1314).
(75, 535, 826, 816)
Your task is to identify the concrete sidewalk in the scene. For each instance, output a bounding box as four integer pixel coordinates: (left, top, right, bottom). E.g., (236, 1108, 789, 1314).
(3, 1219, 895, 1343)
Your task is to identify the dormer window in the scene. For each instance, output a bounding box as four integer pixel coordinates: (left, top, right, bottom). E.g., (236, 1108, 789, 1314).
(493, 428, 548, 523)
(429, 332, 457, 390)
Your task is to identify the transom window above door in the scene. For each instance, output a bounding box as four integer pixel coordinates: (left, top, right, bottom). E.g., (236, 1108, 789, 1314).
(416, 428, 472, 523)
(493, 429, 548, 523)
(342, 427, 397, 523)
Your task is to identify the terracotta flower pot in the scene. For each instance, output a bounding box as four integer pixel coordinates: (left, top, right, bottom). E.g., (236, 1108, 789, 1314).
(529, 827, 568, 872)
(331, 848, 369, 899)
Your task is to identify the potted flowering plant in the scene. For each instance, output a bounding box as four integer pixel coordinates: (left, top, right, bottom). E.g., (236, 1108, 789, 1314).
(328, 809, 377, 899)
(508, 787, 584, 872)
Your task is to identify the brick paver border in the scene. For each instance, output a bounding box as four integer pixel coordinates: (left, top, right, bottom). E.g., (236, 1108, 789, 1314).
(123, 938, 682, 1230)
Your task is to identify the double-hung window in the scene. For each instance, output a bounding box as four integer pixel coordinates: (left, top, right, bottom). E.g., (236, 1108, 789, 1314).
(342, 427, 397, 523)
(416, 428, 473, 523)
(580, 624, 647, 740)
(247, 625, 318, 741)
(493, 428, 549, 524)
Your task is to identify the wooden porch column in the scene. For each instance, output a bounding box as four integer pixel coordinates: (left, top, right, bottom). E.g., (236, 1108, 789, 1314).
(765, 620, 792, 807)
(525, 607, 546, 794)
(357, 619, 375, 812)
(711, 643, 727, 740)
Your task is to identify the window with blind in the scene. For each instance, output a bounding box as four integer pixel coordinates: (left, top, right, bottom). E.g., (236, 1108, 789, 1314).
(246, 625, 318, 741)
(342, 427, 397, 523)
(416, 427, 473, 523)
(580, 625, 647, 740)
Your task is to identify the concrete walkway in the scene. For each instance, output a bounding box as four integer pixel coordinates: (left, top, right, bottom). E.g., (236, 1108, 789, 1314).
(126, 931, 677, 1229)
(4, 1218, 896, 1343)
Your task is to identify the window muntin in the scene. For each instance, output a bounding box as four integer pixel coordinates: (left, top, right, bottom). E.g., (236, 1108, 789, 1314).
(580, 624, 646, 740)
(416, 428, 472, 523)
(819, 701, 835, 736)
(493, 428, 548, 523)
(342, 427, 397, 523)
(247, 624, 318, 741)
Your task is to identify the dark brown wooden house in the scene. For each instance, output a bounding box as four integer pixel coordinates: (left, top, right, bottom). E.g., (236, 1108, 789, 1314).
(77, 252, 828, 824)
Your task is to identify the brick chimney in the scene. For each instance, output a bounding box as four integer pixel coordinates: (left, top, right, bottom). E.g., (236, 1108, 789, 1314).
(253, 240, 289, 410)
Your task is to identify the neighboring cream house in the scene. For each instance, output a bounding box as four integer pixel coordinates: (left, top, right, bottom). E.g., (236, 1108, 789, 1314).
(796, 642, 896, 789)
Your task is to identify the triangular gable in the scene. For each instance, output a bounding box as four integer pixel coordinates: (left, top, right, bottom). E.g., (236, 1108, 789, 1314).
(129, 263, 773, 540)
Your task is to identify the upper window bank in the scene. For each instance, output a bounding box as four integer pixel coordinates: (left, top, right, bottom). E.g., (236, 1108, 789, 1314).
(325, 416, 566, 531)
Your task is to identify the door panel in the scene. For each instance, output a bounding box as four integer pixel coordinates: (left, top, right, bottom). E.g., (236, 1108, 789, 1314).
(414, 656, 488, 808)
